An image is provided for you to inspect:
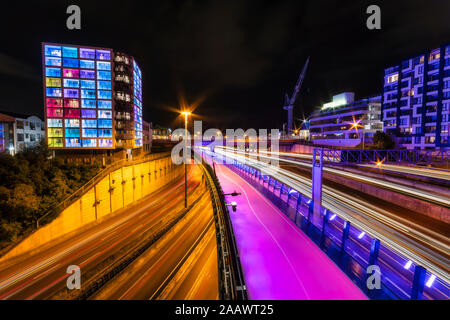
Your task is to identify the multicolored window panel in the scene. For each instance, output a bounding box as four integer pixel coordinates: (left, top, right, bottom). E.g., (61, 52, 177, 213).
(43, 43, 114, 148)
(133, 60, 143, 147)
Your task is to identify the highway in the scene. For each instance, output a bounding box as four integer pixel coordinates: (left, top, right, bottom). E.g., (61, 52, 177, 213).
(210, 147, 450, 289)
(209, 158, 367, 299)
(0, 165, 218, 300)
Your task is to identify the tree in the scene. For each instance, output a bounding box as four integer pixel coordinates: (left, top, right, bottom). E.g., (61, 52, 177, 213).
(372, 131, 395, 149)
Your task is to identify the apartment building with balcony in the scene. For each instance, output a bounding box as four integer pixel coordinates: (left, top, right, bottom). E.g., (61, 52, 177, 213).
(382, 43, 450, 150)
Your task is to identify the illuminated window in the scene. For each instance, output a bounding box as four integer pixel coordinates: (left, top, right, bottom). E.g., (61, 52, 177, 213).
(63, 69, 79, 78)
(80, 48, 95, 59)
(98, 129, 112, 137)
(96, 50, 111, 60)
(97, 61, 111, 70)
(62, 58, 79, 68)
(64, 99, 79, 108)
(47, 108, 63, 117)
(98, 139, 113, 147)
(98, 100, 112, 109)
(97, 81, 111, 90)
(65, 119, 80, 128)
(65, 109, 80, 118)
(82, 128, 97, 137)
(62, 46, 78, 58)
(64, 89, 79, 98)
(45, 57, 61, 67)
(387, 73, 399, 83)
(46, 77, 61, 87)
(48, 128, 63, 137)
(80, 60, 95, 69)
(65, 128, 80, 138)
(46, 98, 62, 107)
(98, 110, 112, 119)
(47, 118, 63, 128)
(82, 119, 97, 128)
(63, 79, 79, 88)
(81, 99, 96, 108)
(97, 71, 111, 80)
(81, 139, 97, 147)
(81, 89, 96, 99)
(98, 90, 111, 99)
(45, 45, 62, 57)
(80, 70, 95, 79)
(48, 138, 63, 147)
(98, 119, 112, 128)
(65, 138, 81, 147)
(46, 88, 62, 97)
(81, 109, 96, 118)
(408, 89, 414, 96)
(46, 67, 61, 77)
(80, 80, 95, 89)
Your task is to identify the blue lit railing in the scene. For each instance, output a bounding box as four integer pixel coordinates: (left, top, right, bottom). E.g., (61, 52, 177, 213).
(202, 149, 449, 300)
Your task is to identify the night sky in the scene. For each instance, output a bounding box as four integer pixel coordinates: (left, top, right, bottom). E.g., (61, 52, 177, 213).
(0, 0, 449, 131)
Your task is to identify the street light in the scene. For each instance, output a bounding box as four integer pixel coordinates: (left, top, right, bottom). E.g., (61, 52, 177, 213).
(181, 111, 191, 208)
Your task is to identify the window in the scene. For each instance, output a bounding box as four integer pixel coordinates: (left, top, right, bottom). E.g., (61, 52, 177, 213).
(98, 110, 112, 118)
(97, 61, 111, 70)
(98, 129, 112, 137)
(29, 122, 35, 130)
(16, 121, 24, 129)
(64, 99, 79, 108)
(63, 79, 79, 88)
(48, 138, 63, 147)
(48, 128, 63, 137)
(46, 77, 61, 87)
(62, 46, 78, 58)
(65, 138, 81, 147)
(45, 45, 61, 57)
(80, 80, 95, 89)
(97, 81, 111, 90)
(63, 69, 79, 78)
(65, 128, 80, 138)
(82, 128, 98, 137)
(46, 88, 62, 97)
(47, 108, 63, 117)
(81, 109, 96, 118)
(45, 57, 61, 67)
(65, 108, 80, 118)
(46, 67, 61, 77)
(62, 58, 79, 68)
(98, 100, 112, 109)
(82, 119, 97, 128)
(96, 50, 111, 60)
(64, 89, 79, 98)
(387, 73, 399, 83)
(98, 139, 113, 147)
(17, 133, 24, 141)
(47, 118, 63, 127)
(81, 139, 97, 147)
(97, 71, 111, 80)
(65, 119, 80, 128)
(98, 119, 112, 128)
(81, 89, 96, 99)
(81, 99, 96, 108)
(46, 98, 62, 107)
(98, 90, 111, 99)
(80, 48, 95, 59)
(80, 70, 95, 79)
(80, 60, 95, 69)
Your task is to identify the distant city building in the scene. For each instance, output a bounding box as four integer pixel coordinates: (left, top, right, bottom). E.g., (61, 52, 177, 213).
(42, 43, 143, 152)
(0, 111, 45, 154)
(382, 44, 450, 150)
(152, 125, 171, 140)
(309, 92, 382, 147)
(142, 120, 152, 153)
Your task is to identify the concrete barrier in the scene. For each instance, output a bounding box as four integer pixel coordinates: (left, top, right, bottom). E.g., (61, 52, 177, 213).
(0, 156, 183, 263)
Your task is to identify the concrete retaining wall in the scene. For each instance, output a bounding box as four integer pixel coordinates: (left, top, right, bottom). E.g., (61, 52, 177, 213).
(0, 156, 183, 262)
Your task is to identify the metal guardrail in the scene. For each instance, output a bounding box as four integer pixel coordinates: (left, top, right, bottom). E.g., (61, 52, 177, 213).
(198, 155, 248, 300)
(36, 152, 171, 228)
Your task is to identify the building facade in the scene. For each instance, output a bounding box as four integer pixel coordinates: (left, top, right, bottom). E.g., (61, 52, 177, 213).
(382, 44, 450, 150)
(0, 111, 45, 154)
(42, 43, 144, 152)
(309, 92, 382, 147)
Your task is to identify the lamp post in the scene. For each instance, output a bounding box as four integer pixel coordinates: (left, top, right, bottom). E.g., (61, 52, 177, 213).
(181, 111, 191, 208)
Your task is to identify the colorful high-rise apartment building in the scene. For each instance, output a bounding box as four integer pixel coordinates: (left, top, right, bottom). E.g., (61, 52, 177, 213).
(382, 44, 450, 150)
(42, 42, 144, 152)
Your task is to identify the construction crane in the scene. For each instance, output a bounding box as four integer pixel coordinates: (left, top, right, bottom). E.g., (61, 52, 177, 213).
(283, 57, 310, 136)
